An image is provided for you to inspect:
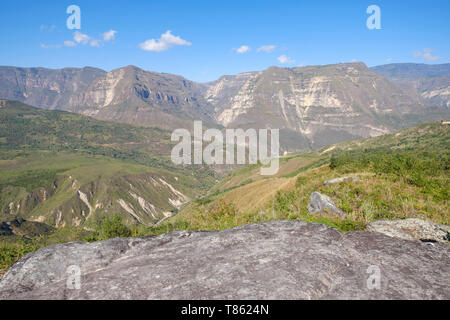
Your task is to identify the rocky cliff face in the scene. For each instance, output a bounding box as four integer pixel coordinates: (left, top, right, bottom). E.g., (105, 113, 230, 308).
(0, 66, 216, 131)
(371, 63, 450, 109)
(205, 63, 432, 150)
(69, 66, 217, 130)
(0, 66, 106, 110)
(0, 220, 448, 299)
(1, 63, 448, 150)
(204, 71, 261, 116)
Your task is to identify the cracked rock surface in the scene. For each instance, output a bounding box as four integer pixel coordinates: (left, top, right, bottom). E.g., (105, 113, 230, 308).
(367, 218, 450, 243)
(0, 221, 449, 300)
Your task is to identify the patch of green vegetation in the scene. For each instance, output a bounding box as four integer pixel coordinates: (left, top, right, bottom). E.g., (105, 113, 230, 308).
(0, 240, 40, 277)
(229, 163, 261, 177)
(84, 216, 131, 242)
(301, 215, 365, 232)
(0, 222, 93, 278)
(268, 145, 449, 228)
(329, 122, 450, 152)
(195, 197, 215, 206)
(273, 190, 297, 213)
(170, 200, 270, 232)
(0, 215, 139, 277)
(0, 169, 67, 193)
(0, 101, 187, 173)
(330, 149, 449, 201)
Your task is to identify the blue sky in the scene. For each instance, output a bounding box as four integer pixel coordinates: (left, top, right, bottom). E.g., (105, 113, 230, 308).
(0, 0, 449, 82)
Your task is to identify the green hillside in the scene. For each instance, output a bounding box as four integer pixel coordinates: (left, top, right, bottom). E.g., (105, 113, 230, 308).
(0, 101, 218, 229)
(168, 122, 449, 232)
(0, 100, 171, 163)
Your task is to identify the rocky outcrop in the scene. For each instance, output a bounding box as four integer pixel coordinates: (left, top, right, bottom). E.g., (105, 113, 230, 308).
(323, 176, 360, 186)
(307, 192, 346, 217)
(1, 220, 448, 300)
(366, 219, 450, 243)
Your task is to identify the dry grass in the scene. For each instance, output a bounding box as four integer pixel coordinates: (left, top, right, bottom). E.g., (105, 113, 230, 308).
(173, 160, 449, 233)
(220, 177, 296, 212)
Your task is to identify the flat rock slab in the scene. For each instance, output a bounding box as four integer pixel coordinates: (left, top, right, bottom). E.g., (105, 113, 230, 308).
(367, 218, 450, 243)
(0, 221, 449, 300)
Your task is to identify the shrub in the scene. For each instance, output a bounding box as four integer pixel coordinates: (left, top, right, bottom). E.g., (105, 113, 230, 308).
(85, 215, 131, 242)
(208, 200, 238, 222)
(0, 240, 40, 277)
(274, 190, 298, 214)
(329, 149, 449, 201)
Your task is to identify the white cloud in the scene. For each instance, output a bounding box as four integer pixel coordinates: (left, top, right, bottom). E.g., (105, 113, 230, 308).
(63, 30, 117, 48)
(278, 55, 295, 64)
(413, 48, 441, 61)
(90, 39, 102, 47)
(73, 31, 91, 44)
(257, 45, 276, 53)
(102, 30, 117, 42)
(40, 43, 62, 49)
(235, 45, 250, 54)
(64, 40, 77, 47)
(139, 30, 192, 52)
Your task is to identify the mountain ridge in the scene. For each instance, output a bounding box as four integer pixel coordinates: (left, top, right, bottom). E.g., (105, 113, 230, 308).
(370, 63, 450, 108)
(1, 62, 449, 150)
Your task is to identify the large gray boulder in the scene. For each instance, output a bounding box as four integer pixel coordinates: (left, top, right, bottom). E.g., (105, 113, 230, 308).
(0, 221, 448, 300)
(307, 192, 346, 216)
(366, 218, 450, 243)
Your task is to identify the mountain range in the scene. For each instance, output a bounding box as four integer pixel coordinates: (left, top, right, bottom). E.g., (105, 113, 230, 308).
(0, 61, 449, 229)
(1, 62, 449, 150)
(0, 75, 448, 279)
(371, 63, 450, 109)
